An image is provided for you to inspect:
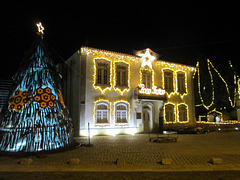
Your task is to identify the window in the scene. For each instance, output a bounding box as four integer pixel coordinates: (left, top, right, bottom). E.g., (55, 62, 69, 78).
(96, 102, 109, 123)
(164, 70, 173, 93)
(178, 104, 187, 122)
(165, 104, 175, 123)
(136, 113, 142, 119)
(96, 60, 110, 86)
(142, 69, 152, 88)
(116, 63, 128, 87)
(177, 72, 186, 94)
(115, 103, 128, 123)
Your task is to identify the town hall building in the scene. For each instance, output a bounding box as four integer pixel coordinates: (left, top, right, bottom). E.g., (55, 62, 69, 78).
(60, 47, 196, 137)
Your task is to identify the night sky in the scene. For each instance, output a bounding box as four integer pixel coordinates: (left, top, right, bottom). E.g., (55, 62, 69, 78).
(1, 1, 240, 79)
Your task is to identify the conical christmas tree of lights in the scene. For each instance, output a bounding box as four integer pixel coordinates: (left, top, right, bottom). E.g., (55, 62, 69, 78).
(0, 23, 73, 152)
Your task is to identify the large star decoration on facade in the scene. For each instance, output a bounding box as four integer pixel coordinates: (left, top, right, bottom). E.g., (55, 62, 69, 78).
(137, 48, 156, 69)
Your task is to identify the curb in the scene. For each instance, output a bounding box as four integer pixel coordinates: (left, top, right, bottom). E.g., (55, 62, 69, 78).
(1, 164, 240, 173)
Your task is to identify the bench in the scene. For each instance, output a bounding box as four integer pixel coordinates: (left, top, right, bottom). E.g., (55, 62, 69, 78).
(149, 133, 178, 143)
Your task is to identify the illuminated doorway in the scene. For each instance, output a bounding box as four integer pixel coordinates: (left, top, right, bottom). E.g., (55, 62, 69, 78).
(142, 104, 153, 132)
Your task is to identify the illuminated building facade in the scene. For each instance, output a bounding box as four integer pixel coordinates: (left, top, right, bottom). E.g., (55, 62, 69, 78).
(61, 47, 196, 136)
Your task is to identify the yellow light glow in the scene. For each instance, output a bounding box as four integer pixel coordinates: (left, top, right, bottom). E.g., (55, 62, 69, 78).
(93, 99, 131, 126)
(36, 22, 44, 34)
(162, 68, 188, 99)
(238, 79, 240, 95)
(139, 67, 155, 89)
(157, 61, 196, 72)
(163, 102, 177, 124)
(197, 120, 239, 125)
(113, 100, 130, 125)
(206, 108, 223, 123)
(93, 99, 111, 125)
(92, 53, 131, 95)
(195, 59, 235, 110)
(163, 102, 189, 124)
(175, 70, 188, 98)
(195, 61, 213, 110)
(79, 127, 138, 137)
(198, 115, 207, 122)
(93, 58, 112, 94)
(113, 61, 130, 95)
(208, 59, 235, 108)
(81, 47, 139, 61)
(177, 103, 189, 123)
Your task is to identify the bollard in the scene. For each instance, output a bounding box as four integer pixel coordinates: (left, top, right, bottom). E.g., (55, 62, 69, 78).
(210, 158, 222, 165)
(114, 158, 126, 166)
(69, 158, 80, 165)
(161, 158, 171, 165)
(20, 158, 33, 165)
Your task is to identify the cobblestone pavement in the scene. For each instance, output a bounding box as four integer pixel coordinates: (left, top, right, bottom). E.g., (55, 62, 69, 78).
(0, 131, 240, 170)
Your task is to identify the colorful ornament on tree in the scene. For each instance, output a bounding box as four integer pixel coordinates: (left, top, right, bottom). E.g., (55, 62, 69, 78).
(9, 89, 29, 112)
(34, 87, 56, 108)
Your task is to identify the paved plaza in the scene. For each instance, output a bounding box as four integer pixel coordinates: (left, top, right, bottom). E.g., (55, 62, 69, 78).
(0, 131, 240, 173)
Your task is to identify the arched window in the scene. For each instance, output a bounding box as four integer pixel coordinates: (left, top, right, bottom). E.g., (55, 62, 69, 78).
(115, 103, 128, 123)
(178, 104, 188, 122)
(164, 104, 175, 123)
(96, 102, 109, 123)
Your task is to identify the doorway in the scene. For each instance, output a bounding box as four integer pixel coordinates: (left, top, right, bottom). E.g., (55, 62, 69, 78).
(142, 105, 152, 132)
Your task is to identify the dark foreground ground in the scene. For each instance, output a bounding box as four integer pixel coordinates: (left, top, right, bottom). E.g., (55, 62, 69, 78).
(1, 132, 240, 179)
(1, 171, 240, 180)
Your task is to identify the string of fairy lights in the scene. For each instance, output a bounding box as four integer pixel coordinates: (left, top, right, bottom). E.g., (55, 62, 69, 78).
(81, 47, 196, 125)
(194, 59, 238, 111)
(92, 99, 130, 126)
(163, 102, 189, 124)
